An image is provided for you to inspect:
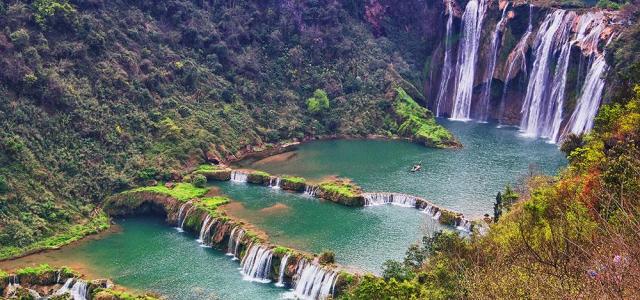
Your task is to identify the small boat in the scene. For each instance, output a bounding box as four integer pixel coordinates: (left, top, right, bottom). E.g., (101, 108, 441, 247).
(410, 161, 422, 172)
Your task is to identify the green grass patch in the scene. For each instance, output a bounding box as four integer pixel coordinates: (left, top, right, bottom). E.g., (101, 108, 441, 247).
(196, 164, 220, 171)
(319, 181, 360, 198)
(0, 269, 8, 280)
(194, 196, 230, 215)
(15, 264, 55, 276)
(92, 288, 160, 300)
(251, 170, 271, 177)
(125, 183, 208, 202)
(273, 246, 292, 255)
(283, 176, 305, 184)
(393, 87, 455, 147)
(0, 213, 110, 260)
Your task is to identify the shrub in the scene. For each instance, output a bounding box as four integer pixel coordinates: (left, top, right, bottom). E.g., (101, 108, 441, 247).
(9, 29, 30, 48)
(32, 0, 77, 29)
(382, 260, 414, 281)
(306, 89, 330, 114)
(191, 174, 207, 188)
(0, 175, 8, 194)
(319, 250, 335, 265)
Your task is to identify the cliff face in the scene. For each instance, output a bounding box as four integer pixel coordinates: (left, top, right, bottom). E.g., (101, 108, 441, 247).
(424, 1, 620, 134)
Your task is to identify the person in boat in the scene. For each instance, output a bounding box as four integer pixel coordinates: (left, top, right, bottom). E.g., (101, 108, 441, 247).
(411, 161, 422, 172)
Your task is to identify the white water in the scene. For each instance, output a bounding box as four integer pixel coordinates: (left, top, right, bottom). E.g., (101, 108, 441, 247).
(303, 185, 318, 197)
(435, 0, 455, 117)
(226, 227, 245, 260)
(565, 55, 607, 136)
(197, 215, 212, 243)
(230, 171, 249, 183)
(179, 205, 195, 231)
(456, 219, 473, 232)
(175, 201, 192, 232)
(499, 4, 532, 124)
(363, 193, 416, 207)
(54, 278, 89, 300)
(478, 4, 509, 121)
(275, 254, 291, 287)
(270, 177, 281, 189)
(288, 264, 338, 300)
(450, 0, 487, 121)
(519, 10, 572, 137)
(240, 244, 274, 283)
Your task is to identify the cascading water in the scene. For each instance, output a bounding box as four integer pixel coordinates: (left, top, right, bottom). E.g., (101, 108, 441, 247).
(197, 215, 212, 243)
(519, 10, 573, 138)
(175, 201, 192, 232)
(240, 244, 274, 283)
(226, 227, 245, 259)
(565, 55, 607, 136)
(450, 0, 487, 121)
(456, 219, 473, 232)
(303, 185, 318, 197)
(499, 4, 532, 124)
(478, 4, 509, 121)
(275, 254, 291, 287)
(54, 279, 89, 300)
(230, 171, 249, 183)
(435, 0, 455, 117)
(289, 264, 338, 300)
(179, 205, 195, 231)
(363, 193, 416, 207)
(269, 177, 281, 189)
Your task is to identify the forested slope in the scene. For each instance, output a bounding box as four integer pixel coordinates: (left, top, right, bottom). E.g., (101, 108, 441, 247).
(0, 0, 455, 257)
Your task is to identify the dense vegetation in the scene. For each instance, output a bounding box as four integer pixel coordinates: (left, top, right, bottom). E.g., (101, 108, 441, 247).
(0, 0, 448, 256)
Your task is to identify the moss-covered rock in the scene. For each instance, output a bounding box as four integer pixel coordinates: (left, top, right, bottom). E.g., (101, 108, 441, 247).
(316, 180, 364, 206)
(281, 176, 306, 192)
(438, 209, 461, 226)
(247, 171, 271, 185)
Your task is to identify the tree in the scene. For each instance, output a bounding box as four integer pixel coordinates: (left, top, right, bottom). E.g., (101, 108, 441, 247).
(306, 89, 330, 114)
(192, 174, 207, 188)
(382, 260, 414, 281)
(0, 175, 8, 194)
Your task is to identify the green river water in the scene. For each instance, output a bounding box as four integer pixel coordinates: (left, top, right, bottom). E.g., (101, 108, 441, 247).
(1, 120, 566, 299)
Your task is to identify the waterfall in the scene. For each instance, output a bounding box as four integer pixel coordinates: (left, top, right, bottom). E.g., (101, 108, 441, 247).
(478, 4, 509, 121)
(197, 215, 212, 243)
(456, 219, 473, 232)
(290, 264, 338, 300)
(499, 4, 532, 124)
(564, 55, 607, 136)
(176, 201, 192, 232)
(226, 227, 245, 259)
(435, 0, 455, 117)
(545, 40, 573, 142)
(275, 254, 291, 287)
(54, 279, 89, 300)
(179, 205, 195, 231)
(450, 0, 487, 121)
(519, 10, 573, 138)
(230, 171, 249, 183)
(363, 193, 416, 207)
(240, 244, 274, 283)
(269, 177, 281, 189)
(303, 185, 318, 197)
(433, 210, 442, 220)
(422, 204, 438, 218)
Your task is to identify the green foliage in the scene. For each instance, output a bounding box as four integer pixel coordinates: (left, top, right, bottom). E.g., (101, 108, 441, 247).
(597, 0, 622, 9)
(306, 89, 330, 114)
(32, 0, 77, 29)
(9, 29, 30, 49)
(393, 87, 456, 148)
(125, 183, 208, 202)
(191, 174, 207, 188)
(0, 212, 109, 260)
(382, 260, 414, 282)
(282, 176, 305, 184)
(195, 197, 229, 215)
(319, 250, 335, 265)
(494, 185, 519, 222)
(0, 175, 8, 194)
(273, 246, 291, 255)
(92, 288, 160, 300)
(319, 181, 360, 198)
(15, 264, 55, 276)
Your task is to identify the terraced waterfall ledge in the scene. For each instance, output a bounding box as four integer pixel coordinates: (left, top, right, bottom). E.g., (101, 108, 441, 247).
(104, 186, 351, 300)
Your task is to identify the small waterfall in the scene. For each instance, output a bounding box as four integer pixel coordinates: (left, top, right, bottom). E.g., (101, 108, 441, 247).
(303, 185, 318, 197)
(240, 244, 274, 283)
(450, 0, 487, 121)
(363, 193, 416, 207)
(230, 171, 249, 183)
(269, 177, 281, 189)
(499, 4, 532, 124)
(290, 264, 338, 300)
(519, 10, 573, 138)
(54, 279, 89, 300)
(179, 205, 195, 231)
(422, 204, 438, 218)
(545, 39, 573, 142)
(565, 55, 607, 136)
(456, 219, 473, 232)
(176, 201, 192, 232)
(478, 4, 509, 121)
(433, 210, 442, 220)
(435, 0, 455, 117)
(275, 254, 291, 287)
(197, 215, 212, 243)
(226, 227, 245, 259)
